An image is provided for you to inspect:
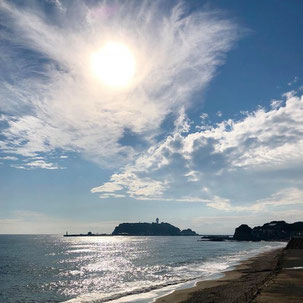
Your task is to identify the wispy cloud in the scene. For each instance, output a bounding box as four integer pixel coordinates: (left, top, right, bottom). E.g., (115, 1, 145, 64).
(288, 76, 298, 86)
(0, 0, 239, 167)
(248, 188, 303, 211)
(11, 159, 62, 170)
(0, 156, 18, 161)
(216, 111, 223, 117)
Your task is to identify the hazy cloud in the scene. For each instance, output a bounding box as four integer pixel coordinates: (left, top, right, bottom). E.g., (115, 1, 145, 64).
(0, 156, 18, 161)
(11, 159, 62, 170)
(216, 111, 223, 117)
(0, 210, 119, 234)
(288, 76, 298, 86)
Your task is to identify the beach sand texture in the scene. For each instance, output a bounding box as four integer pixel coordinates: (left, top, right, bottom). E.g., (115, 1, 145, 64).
(252, 248, 303, 303)
(156, 241, 303, 303)
(155, 248, 283, 303)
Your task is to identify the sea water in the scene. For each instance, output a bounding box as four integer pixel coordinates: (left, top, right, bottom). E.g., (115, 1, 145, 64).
(0, 235, 285, 303)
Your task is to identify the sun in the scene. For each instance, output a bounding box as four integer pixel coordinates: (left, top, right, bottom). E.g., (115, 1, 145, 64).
(91, 42, 136, 88)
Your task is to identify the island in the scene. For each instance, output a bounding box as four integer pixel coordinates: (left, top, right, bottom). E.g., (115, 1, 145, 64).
(112, 219, 198, 236)
(64, 218, 198, 237)
(233, 220, 303, 241)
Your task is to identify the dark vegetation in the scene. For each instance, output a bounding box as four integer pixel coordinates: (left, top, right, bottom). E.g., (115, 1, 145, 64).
(112, 222, 197, 236)
(233, 221, 303, 241)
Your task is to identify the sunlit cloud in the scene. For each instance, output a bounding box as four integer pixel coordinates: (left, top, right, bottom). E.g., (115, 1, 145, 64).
(0, 0, 239, 167)
(90, 41, 136, 88)
(11, 159, 62, 170)
(91, 91, 303, 212)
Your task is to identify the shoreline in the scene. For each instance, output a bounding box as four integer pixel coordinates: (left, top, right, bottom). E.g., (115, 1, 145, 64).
(104, 245, 285, 303)
(63, 244, 286, 303)
(154, 247, 283, 303)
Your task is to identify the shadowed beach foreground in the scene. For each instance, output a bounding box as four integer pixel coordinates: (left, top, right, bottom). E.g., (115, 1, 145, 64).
(252, 248, 303, 303)
(155, 242, 303, 303)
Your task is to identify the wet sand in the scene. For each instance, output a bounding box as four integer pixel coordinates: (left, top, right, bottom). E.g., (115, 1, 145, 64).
(155, 248, 283, 303)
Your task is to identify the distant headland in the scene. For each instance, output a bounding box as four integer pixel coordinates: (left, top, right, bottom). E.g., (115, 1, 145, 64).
(233, 220, 303, 241)
(112, 220, 198, 236)
(64, 218, 198, 237)
(201, 220, 303, 242)
(64, 220, 303, 240)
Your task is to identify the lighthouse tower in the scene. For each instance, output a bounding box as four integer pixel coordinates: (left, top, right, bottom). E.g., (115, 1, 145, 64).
(156, 218, 159, 224)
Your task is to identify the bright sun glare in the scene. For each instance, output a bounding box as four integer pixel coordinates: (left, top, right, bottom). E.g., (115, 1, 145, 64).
(91, 42, 135, 88)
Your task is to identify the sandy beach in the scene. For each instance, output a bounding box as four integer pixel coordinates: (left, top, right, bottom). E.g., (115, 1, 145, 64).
(155, 248, 284, 303)
(252, 248, 303, 303)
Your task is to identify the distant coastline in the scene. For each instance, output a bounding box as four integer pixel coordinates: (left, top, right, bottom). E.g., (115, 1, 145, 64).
(233, 220, 303, 241)
(64, 220, 303, 241)
(64, 231, 110, 237)
(64, 219, 198, 237)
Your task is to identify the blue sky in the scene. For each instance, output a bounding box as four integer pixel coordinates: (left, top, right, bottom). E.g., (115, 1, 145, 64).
(1, 0, 303, 234)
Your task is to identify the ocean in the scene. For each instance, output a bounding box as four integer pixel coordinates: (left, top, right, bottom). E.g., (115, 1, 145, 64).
(0, 235, 285, 303)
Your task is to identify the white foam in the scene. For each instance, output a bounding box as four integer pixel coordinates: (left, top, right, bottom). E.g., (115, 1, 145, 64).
(63, 242, 286, 303)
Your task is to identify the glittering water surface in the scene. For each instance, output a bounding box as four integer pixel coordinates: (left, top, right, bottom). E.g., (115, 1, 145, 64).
(0, 235, 285, 303)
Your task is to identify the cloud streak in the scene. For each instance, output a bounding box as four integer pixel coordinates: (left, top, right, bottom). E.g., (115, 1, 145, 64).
(11, 159, 62, 170)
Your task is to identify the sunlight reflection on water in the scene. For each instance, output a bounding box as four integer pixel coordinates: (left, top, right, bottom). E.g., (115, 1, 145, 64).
(0, 235, 285, 303)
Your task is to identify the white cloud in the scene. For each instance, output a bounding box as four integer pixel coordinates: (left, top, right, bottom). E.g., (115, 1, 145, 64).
(0, 156, 18, 161)
(91, 171, 167, 199)
(91, 91, 303, 212)
(200, 113, 208, 120)
(91, 182, 124, 193)
(216, 111, 223, 117)
(204, 93, 303, 168)
(11, 159, 62, 170)
(270, 99, 283, 109)
(248, 188, 303, 211)
(174, 107, 191, 134)
(184, 170, 199, 182)
(99, 193, 126, 199)
(0, 0, 239, 167)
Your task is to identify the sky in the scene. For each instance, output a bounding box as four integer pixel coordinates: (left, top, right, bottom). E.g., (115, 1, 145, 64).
(0, 0, 303, 234)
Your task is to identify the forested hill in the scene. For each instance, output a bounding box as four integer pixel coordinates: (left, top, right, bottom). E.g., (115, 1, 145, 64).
(233, 221, 303, 241)
(112, 222, 197, 236)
